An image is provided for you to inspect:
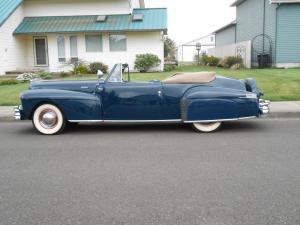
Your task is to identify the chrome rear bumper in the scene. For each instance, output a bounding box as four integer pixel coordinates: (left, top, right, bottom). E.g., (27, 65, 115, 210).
(14, 105, 22, 120)
(259, 99, 270, 115)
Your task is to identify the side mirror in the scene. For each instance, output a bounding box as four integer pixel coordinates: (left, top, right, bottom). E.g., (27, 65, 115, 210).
(97, 70, 103, 79)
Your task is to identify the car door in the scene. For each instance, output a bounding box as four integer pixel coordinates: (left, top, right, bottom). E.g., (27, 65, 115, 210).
(102, 81, 163, 121)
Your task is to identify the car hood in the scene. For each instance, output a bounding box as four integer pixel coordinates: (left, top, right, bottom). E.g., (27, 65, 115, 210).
(30, 80, 99, 93)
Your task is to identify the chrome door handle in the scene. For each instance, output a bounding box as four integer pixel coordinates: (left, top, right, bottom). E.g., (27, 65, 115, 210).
(158, 91, 162, 97)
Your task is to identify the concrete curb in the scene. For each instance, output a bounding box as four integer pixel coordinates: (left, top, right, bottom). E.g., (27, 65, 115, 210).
(0, 117, 16, 122)
(266, 112, 300, 119)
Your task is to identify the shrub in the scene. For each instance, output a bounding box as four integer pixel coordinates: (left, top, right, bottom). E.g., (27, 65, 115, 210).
(89, 62, 108, 74)
(221, 56, 243, 68)
(43, 74, 54, 80)
(59, 72, 69, 78)
(134, 54, 161, 72)
(164, 64, 176, 72)
(201, 55, 220, 66)
(37, 71, 53, 80)
(74, 64, 89, 75)
(0, 79, 19, 85)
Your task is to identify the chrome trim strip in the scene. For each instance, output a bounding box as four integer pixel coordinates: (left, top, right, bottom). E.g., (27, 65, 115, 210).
(103, 119, 182, 123)
(239, 97, 257, 99)
(68, 119, 182, 123)
(68, 117, 257, 124)
(184, 116, 257, 123)
(68, 120, 104, 123)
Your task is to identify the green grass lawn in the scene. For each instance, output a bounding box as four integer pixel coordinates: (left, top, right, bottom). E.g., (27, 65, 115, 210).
(1, 65, 300, 106)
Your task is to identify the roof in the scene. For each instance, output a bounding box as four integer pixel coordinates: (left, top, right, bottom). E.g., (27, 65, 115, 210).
(231, 0, 300, 6)
(270, 0, 300, 3)
(213, 20, 236, 34)
(14, 8, 167, 35)
(230, 0, 247, 6)
(0, 0, 22, 27)
(182, 34, 215, 46)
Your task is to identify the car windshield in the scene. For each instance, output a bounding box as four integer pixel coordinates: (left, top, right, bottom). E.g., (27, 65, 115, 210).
(107, 64, 122, 83)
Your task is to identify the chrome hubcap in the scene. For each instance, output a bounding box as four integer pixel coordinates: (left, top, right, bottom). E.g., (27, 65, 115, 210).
(39, 109, 58, 129)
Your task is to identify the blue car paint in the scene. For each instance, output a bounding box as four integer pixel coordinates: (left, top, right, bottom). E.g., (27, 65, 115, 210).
(100, 81, 164, 120)
(21, 89, 102, 120)
(181, 85, 259, 121)
(19, 73, 261, 122)
(30, 80, 99, 93)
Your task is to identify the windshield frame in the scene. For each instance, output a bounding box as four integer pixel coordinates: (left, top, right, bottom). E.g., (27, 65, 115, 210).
(104, 63, 123, 83)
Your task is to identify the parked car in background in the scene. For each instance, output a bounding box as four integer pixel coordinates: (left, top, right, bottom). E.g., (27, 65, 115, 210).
(15, 63, 270, 135)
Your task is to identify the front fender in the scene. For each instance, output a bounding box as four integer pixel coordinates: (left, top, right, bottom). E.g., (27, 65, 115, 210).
(20, 89, 102, 121)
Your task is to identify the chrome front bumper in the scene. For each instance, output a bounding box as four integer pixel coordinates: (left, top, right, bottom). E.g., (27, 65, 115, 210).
(259, 99, 270, 115)
(14, 105, 22, 120)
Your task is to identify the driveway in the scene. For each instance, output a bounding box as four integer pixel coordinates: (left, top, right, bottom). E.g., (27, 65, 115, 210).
(0, 119, 299, 225)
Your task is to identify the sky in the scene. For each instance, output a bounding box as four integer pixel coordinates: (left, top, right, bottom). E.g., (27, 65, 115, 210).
(145, 0, 236, 45)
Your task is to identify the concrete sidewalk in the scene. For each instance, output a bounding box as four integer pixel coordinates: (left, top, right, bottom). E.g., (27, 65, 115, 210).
(0, 102, 300, 122)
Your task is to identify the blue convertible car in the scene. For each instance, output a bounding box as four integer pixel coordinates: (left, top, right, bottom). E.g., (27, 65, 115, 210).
(15, 63, 270, 135)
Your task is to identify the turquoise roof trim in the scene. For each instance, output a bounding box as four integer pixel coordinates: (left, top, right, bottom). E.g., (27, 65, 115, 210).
(14, 8, 167, 34)
(0, 0, 22, 27)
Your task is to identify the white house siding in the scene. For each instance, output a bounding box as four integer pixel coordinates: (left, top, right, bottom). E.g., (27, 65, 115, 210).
(0, 5, 26, 75)
(130, 0, 142, 9)
(178, 35, 216, 63)
(24, 0, 132, 17)
(23, 31, 164, 72)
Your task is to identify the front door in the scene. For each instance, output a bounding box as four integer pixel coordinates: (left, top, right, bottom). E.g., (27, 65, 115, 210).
(102, 82, 163, 121)
(34, 37, 48, 66)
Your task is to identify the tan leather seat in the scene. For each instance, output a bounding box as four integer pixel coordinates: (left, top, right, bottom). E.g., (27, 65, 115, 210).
(162, 72, 216, 84)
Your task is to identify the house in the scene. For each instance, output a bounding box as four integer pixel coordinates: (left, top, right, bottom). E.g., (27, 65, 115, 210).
(178, 34, 215, 64)
(0, 0, 167, 75)
(209, 0, 300, 68)
(214, 20, 236, 47)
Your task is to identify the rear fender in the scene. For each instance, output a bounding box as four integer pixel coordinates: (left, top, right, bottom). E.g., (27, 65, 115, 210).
(182, 98, 240, 122)
(181, 87, 254, 121)
(20, 89, 102, 121)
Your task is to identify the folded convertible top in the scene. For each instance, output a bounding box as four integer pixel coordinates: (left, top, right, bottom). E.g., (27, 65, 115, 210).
(162, 72, 216, 84)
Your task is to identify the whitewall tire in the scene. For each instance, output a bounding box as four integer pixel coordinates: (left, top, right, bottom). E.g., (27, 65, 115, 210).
(192, 122, 222, 133)
(32, 104, 66, 135)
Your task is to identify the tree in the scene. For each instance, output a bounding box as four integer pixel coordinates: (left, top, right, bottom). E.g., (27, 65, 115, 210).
(164, 36, 177, 60)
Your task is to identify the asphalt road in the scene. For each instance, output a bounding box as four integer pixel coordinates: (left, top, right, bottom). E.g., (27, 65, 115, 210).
(0, 119, 299, 225)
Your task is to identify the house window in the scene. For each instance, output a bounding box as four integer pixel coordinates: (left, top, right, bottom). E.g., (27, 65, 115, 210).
(57, 36, 66, 63)
(109, 34, 127, 51)
(210, 36, 214, 42)
(85, 35, 103, 52)
(70, 36, 78, 63)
